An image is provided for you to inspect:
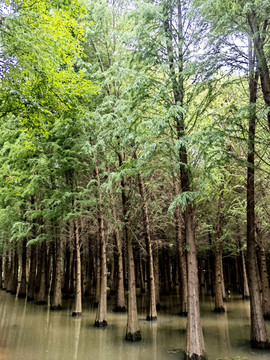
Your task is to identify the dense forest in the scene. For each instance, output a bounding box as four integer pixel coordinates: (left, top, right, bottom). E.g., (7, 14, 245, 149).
(0, 0, 270, 359)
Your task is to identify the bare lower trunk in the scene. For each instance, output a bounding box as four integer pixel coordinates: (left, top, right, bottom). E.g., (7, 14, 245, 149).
(18, 239, 27, 298)
(63, 243, 71, 299)
(153, 246, 160, 309)
(255, 214, 270, 319)
(72, 218, 82, 317)
(241, 249, 250, 300)
(94, 163, 107, 327)
(36, 241, 47, 305)
(50, 237, 62, 310)
(214, 244, 225, 313)
(27, 244, 37, 301)
(112, 198, 126, 312)
(173, 177, 187, 316)
(118, 153, 141, 341)
(137, 166, 157, 321)
(125, 230, 141, 341)
(186, 204, 205, 359)
(94, 238, 101, 307)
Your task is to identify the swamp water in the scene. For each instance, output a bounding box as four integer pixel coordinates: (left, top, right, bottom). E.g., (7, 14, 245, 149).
(0, 290, 270, 360)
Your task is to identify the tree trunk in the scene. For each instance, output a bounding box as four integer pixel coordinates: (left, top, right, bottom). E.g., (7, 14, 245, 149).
(18, 239, 27, 298)
(153, 246, 160, 309)
(214, 244, 225, 313)
(255, 214, 270, 319)
(246, 41, 268, 348)
(118, 153, 141, 341)
(72, 218, 82, 317)
(50, 237, 62, 310)
(27, 243, 37, 301)
(94, 236, 101, 307)
(136, 161, 157, 321)
(63, 242, 71, 299)
(214, 191, 225, 313)
(173, 176, 187, 316)
(94, 163, 107, 327)
(112, 200, 126, 312)
(36, 241, 47, 305)
(241, 249, 250, 300)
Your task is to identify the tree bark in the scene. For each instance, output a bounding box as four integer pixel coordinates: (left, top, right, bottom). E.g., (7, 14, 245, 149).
(136, 156, 157, 321)
(18, 239, 27, 298)
(111, 198, 126, 312)
(214, 191, 225, 313)
(246, 40, 268, 348)
(50, 236, 62, 310)
(72, 218, 82, 317)
(173, 176, 187, 316)
(118, 153, 141, 341)
(255, 214, 270, 319)
(94, 163, 107, 327)
(36, 241, 47, 305)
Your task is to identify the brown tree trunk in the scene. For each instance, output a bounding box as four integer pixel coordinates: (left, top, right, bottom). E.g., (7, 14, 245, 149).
(18, 239, 27, 298)
(94, 163, 107, 327)
(36, 241, 47, 305)
(241, 249, 250, 300)
(50, 236, 62, 310)
(118, 153, 141, 341)
(173, 176, 187, 316)
(153, 246, 160, 309)
(255, 214, 270, 319)
(111, 199, 126, 312)
(246, 41, 268, 348)
(72, 218, 82, 317)
(9, 249, 18, 295)
(2, 248, 10, 290)
(27, 244, 37, 301)
(63, 241, 71, 299)
(214, 191, 225, 313)
(214, 244, 225, 313)
(94, 236, 101, 307)
(136, 161, 157, 321)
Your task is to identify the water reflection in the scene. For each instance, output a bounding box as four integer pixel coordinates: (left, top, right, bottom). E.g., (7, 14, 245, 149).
(0, 291, 269, 360)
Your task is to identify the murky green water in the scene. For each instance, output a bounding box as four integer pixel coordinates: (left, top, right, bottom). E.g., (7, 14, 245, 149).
(0, 290, 270, 360)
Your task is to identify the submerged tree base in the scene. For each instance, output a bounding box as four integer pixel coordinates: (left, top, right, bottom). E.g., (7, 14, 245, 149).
(94, 320, 107, 327)
(214, 306, 225, 313)
(36, 300, 47, 305)
(27, 296, 34, 302)
(250, 339, 270, 349)
(179, 311, 188, 317)
(50, 305, 62, 311)
(185, 352, 207, 360)
(17, 293, 26, 298)
(243, 295, 250, 300)
(125, 331, 142, 341)
(114, 306, 127, 313)
(146, 315, 157, 321)
(72, 311, 82, 317)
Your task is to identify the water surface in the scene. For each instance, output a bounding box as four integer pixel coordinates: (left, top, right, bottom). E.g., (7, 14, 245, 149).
(0, 290, 270, 360)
